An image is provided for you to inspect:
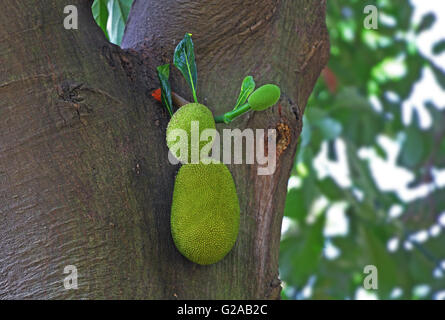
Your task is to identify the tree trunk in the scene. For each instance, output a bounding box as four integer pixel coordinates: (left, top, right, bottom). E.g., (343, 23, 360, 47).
(0, 0, 329, 299)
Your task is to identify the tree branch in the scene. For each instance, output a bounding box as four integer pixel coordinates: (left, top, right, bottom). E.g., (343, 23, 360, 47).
(1, 0, 329, 299)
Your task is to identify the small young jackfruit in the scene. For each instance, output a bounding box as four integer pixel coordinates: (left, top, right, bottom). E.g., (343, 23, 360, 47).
(170, 162, 240, 265)
(166, 103, 216, 163)
(248, 84, 281, 111)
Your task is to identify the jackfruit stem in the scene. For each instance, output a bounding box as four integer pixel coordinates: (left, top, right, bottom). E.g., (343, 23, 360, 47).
(168, 91, 252, 124)
(171, 92, 190, 108)
(214, 103, 251, 124)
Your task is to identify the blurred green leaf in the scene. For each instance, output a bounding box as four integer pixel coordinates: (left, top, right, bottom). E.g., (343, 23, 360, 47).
(432, 40, 445, 55)
(424, 101, 445, 134)
(408, 250, 435, 284)
(280, 213, 326, 288)
(330, 87, 383, 146)
(397, 127, 432, 169)
(429, 62, 445, 90)
(437, 138, 445, 167)
(284, 188, 306, 223)
(285, 167, 318, 223)
(415, 12, 436, 34)
(317, 178, 344, 201)
(373, 142, 387, 160)
(317, 118, 342, 140)
(362, 226, 400, 297)
(92, 0, 109, 40)
(327, 140, 337, 161)
(306, 106, 328, 122)
(107, 0, 133, 45)
(299, 116, 312, 149)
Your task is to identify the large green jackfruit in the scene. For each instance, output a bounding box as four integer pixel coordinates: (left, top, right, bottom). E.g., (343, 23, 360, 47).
(170, 162, 240, 265)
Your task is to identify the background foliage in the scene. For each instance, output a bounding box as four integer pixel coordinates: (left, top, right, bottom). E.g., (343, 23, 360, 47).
(92, 0, 445, 299)
(281, 0, 445, 300)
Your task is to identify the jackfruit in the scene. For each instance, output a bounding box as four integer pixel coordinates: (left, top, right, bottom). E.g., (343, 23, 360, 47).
(166, 103, 216, 163)
(170, 162, 240, 265)
(248, 84, 281, 111)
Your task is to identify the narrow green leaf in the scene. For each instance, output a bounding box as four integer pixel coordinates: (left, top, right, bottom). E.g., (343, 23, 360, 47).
(92, 0, 109, 40)
(437, 137, 445, 167)
(373, 142, 387, 160)
(156, 64, 173, 117)
(330, 87, 382, 146)
(233, 76, 255, 110)
(327, 140, 337, 161)
(408, 250, 436, 284)
(432, 40, 445, 55)
(317, 117, 342, 140)
(317, 177, 343, 201)
(173, 33, 198, 103)
(362, 226, 400, 297)
(415, 12, 436, 34)
(429, 61, 445, 90)
(300, 116, 312, 149)
(279, 212, 326, 287)
(284, 188, 306, 223)
(397, 127, 431, 169)
(107, 0, 133, 45)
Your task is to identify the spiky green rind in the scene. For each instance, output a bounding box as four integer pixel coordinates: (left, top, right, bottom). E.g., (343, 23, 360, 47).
(171, 162, 240, 265)
(248, 84, 281, 111)
(166, 103, 216, 163)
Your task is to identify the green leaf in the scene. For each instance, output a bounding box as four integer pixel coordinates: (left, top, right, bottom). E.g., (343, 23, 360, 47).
(280, 213, 326, 288)
(233, 76, 255, 110)
(437, 137, 445, 167)
(425, 101, 445, 134)
(306, 106, 327, 123)
(156, 64, 173, 117)
(317, 117, 342, 140)
(330, 87, 382, 146)
(429, 62, 445, 90)
(174, 33, 198, 103)
(415, 12, 436, 34)
(408, 250, 436, 284)
(107, 0, 133, 45)
(284, 188, 306, 223)
(373, 142, 387, 160)
(397, 127, 431, 169)
(362, 226, 400, 297)
(317, 177, 343, 201)
(299, 116, 312, 149)
(327, 139, 337, 161)
(305, 108, 342, 145)
(92, 0, 109, 40)
(432, 40, 445, 55)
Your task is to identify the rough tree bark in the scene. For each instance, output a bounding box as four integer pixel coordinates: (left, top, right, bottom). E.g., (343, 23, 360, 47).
(0, 0, 329, 299)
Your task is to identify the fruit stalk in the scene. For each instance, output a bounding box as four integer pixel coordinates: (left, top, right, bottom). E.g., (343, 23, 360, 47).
(214, 103, 251, 124)
(171, 92, 190, 108)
